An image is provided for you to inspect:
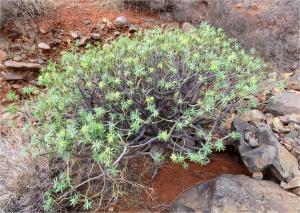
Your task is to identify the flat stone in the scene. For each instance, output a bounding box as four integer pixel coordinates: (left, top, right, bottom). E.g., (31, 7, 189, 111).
(89, 33, 101, 40)
(38, 42, 51, 50)
(83, 19, 92, 25)
(241, 109, 266, 122)
(279, 114, 300, 125)
(171, 175, 300, 213)
(1, 72, 23, 80)
(70, 31, 80, 40)
(266, 92, 300, 116)
(182, 22, 196, 33)
(4, 61, 42, 72)
(0, 50, 7, 62)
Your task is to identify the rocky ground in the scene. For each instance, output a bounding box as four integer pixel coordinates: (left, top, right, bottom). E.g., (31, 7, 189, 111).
(0, 0, 300, 212)
(171, 68, 300, 212)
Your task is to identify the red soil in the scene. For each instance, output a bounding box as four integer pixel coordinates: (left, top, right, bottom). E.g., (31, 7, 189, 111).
(36, 0, 159, 34)
(119, 151, 249, 212)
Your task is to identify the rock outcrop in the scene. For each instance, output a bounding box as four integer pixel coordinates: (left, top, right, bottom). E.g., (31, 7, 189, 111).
(233, 120, 300, 181)
(266, 92, 300, 116)
(171, 174, 300, 213)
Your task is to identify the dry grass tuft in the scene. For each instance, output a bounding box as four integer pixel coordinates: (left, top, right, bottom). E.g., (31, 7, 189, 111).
(203, 0, 300, 70)
(0, 0, 54, 29)
(0, 126, 51, 212)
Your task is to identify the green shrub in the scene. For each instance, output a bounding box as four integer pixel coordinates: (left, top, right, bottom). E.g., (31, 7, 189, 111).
(28, 23, 265, 211)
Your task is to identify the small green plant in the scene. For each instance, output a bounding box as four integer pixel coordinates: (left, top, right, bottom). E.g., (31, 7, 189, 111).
(22, 86, 37, 95)
(6, 90, 18, 101)
(5, 104, 17, 114)
(27, 23, 266, 211)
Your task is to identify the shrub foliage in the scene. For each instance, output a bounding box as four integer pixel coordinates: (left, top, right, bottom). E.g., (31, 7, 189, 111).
(29, 23, 265, 211)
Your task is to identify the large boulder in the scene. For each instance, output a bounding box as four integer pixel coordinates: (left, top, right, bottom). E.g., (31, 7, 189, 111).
(233, 120, 300, 181)
(266, 92, 300, 116)
(171, 174, 300, 213)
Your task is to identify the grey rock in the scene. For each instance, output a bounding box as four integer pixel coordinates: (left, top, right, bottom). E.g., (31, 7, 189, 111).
(129, 24, 138, 33)
(271, 117, 290, 133)
(241, 144, 276, 172)
(232, 119, 253, 153)
(89, 33, 101, 40)
(254, 122, 300, 180)
(37, 58, 45, 65)
(291, 145, 300, 158)
(114, 16, 128, 27)
(279, 114, 300, 125)
(51, 39, 62, 46)
(285, 130, 299, 140)
(38, 42, 51, 50)
(4, 61, 42, 72)
(266, 92, 300, 116)
(181, 22, 196, 33)
(171, 175, 300, 213)
(268, 72, 278, 80)
(252, 171, 263, 180)
(1, 72, 23, 80)
(241, 109, 266, 122)
(233, 120, 300, 181)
